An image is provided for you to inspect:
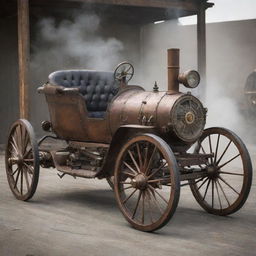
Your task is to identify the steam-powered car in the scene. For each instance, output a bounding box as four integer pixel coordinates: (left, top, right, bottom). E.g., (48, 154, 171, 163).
(5, 49, 252, 232)
(244, 69, 256, 115)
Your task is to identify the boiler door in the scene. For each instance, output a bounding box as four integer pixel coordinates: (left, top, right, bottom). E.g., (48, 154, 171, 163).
(171, 95, 206, 142)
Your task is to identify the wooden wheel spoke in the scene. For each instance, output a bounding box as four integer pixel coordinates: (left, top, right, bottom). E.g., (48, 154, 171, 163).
(14, 169, 21, 189)
(193, 177, 205, 185)
(218, 176, 240, 195)
(214, 134, 220, 163)
(23, 128, 29, 153)
(24, 168, 30, 190)
(123, 161, 138, 175)
(24, 162, 34, 175)
(216, 179, 231, 206)
(216, 140, 232, 165)
(208, 135, 213, 164)
(132, 191, 142, 219)
(20, 125, 25, 153)
(198, 141, 207, 154)
(218, 171, 244, 176)
(203, 179, 211, 200)
(147, 161, 167, 179)
(214, 180, 222, 209)
(10, 137, 19, 156)
(136, 143, 143, 169)
(143, 142, 149, 170)
(148, 187, 163, 214)
(11, 167, 19, 176)
(128, 150, 140, 173)
(16, 125, 22, 152)
(145, 146, 157, 175)
(148, 184, 168, 204)
(141, 191, 145, 224)
(147, 177, 170, 184)
(120, 185, 133, 191)
(122, 188, 137, 204)
(23, 147, 32, 159)
(197, 177, 209, 190)
(122, 170, 135, 178)
(120, 181, 132, 185)
(145, 190, 154, 223)
(217, 153, 241, 170)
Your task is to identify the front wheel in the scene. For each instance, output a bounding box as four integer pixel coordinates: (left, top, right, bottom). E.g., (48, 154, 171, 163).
(114, 134, 180, 232)
(189, 127, 252, 216)
(5, 119, 40, 201)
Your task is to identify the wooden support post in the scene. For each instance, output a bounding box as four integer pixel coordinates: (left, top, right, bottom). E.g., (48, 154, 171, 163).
(197, 2, 206, 100)
(18, 0, 30, 119)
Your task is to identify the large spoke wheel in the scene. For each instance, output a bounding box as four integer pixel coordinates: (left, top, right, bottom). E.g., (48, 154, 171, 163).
(189, 127, 252, 215)
(5, 119, 40, 201)
(114, 134, 180, 232)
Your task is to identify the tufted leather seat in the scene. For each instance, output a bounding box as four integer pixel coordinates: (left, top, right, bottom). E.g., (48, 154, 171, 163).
(48, 70, 119, 118)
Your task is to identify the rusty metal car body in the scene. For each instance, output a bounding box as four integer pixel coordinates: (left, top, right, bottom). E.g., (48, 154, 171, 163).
(5, 49, 253, 232)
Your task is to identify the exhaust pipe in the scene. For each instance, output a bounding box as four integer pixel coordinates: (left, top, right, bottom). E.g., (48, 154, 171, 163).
(167, 48, 180, 93)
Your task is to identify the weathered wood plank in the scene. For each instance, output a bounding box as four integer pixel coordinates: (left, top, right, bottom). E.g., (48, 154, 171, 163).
(18, 0, 30, 119)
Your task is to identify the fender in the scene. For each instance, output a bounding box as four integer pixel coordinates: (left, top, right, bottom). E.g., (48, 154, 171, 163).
(97, 125, 157, 178)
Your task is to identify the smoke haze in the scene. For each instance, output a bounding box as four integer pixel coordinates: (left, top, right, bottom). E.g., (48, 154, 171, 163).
(30, 9, 256, 145)
(30, 13, 124, 73)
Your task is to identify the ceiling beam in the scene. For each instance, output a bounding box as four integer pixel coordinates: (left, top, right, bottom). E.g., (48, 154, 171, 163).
(31, 0, 200, 12)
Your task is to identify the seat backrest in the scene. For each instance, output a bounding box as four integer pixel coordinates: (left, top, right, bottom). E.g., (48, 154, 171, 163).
(48, 70, 119, 113)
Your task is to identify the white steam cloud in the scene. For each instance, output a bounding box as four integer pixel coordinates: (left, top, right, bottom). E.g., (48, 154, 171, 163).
(30, 13, 124, 73)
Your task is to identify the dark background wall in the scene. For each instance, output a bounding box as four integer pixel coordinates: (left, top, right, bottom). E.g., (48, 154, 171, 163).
(0, 14, 19, 144)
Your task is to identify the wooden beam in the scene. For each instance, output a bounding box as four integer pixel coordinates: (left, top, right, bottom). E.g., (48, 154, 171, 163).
(18, 0, 30, 119)
(32, 0, 198, 12)
(197, 1, 206, 99)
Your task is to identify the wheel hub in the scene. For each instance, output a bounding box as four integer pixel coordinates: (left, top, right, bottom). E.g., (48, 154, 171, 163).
(8, 155, 24, 166)
(206, 165, 219, 179)
(131, 173, 147, 190)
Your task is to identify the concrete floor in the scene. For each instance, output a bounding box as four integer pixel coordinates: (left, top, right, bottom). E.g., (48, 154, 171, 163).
(0, 149, 255, 256)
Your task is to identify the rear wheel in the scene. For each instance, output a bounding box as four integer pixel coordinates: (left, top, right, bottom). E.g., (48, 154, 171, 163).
(5, 119, 40, 201)
(189, 127, 252, 215)
(114, 134, 180, 232)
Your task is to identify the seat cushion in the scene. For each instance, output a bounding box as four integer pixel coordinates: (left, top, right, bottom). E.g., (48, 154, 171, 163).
(48, 70, 119, 114)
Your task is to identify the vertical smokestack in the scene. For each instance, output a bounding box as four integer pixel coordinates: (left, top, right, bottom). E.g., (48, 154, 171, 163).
(167, 48, 180, 92)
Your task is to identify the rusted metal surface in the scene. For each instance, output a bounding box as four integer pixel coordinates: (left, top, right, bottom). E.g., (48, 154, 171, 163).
(167, 48, 180, 93)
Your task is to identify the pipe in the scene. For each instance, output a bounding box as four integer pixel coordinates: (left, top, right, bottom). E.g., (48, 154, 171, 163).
(167, 48, 180, 92)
